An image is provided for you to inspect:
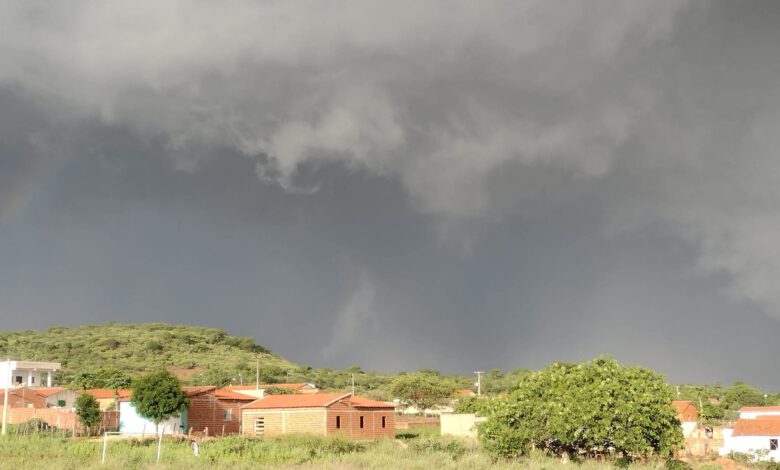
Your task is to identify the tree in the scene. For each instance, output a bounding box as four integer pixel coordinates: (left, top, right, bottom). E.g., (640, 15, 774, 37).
(480, 357, 683, 460)
(131, 370, 189, 433)
(390, 373, 453, 413)
(75, 393, 101, 436)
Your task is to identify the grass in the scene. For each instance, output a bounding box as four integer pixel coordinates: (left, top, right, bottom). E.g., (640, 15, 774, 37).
(0, 433, 693, 470)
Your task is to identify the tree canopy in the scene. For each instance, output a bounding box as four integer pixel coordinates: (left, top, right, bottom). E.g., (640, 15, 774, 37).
(390, 372, 454, 412)
(480, 357, 682, 460)
(130, 370, 189, 430)
(75, 393, 101, 436)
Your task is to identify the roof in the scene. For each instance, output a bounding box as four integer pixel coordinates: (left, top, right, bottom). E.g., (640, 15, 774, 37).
(349, 396, 395, 408)
(739, 406, 780, 412)
(732, 416, 780, 437)
(84, 389, 132, 400)
(227, 383, 316, 391)
(453, 389, 476, 397)
(243, 392, 350, 410)
(672, 400, 693, 412)
(214, 388, 258, 400)
(183, 386, 216, 397)
(30, 387, 67, 397)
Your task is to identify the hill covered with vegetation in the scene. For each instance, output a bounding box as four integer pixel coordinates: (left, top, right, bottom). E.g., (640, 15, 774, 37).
(0, 322, 300, 387)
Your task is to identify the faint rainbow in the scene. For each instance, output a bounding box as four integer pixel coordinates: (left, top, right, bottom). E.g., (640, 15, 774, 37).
(0, 156, 67, 225)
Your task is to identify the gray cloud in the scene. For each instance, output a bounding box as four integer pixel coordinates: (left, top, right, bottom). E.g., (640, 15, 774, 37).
(2, 1, 780, 386)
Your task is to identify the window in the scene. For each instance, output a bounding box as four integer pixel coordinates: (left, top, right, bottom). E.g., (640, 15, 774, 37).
(381, 416, 386, 428)
(30, 376, 34, 384)
(254, 417, 265, 435)
(359, 416, 364, 429)
(771, 439, 778, 451)
(15, 376, 22, 385)
(335, 416, 341, 429)
(224, 408, 232, 422)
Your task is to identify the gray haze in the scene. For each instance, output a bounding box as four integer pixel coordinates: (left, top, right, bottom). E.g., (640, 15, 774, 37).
(1, 1, 780, 388)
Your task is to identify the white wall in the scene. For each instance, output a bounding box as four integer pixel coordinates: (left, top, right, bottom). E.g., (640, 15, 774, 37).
(440, 413, 487, 438)
(0, 361, 59, 388)
(118, 402, 183, 436)
(681, 421, 697, 437)
(740, 411, 780, 419)
(721, 430, 780, 461)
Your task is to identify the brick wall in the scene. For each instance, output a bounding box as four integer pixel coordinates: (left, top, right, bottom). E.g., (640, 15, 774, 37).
(241, 409, 327, 437)
(185, 394, 247, 436)
(326, 409, 395, 439)
(7, 408, 119, 432)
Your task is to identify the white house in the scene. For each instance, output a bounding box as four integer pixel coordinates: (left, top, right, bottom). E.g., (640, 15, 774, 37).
(672, 400, 699, 437)
(118, 401, 184, 436)
(739, 406, 780, 420)
(0, 360, 60, 388)
(721, 416, 780, 461)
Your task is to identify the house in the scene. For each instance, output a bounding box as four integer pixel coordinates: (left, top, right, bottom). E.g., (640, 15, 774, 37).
(241, 392, 395, 439)
(0, 387, 48, 408)
(83, 389, 132, 411)
(225, 383, 319, 399)
(116, 387, 212, 435)
(0, 360, 61, 388)
(453, 389, 476, 398)
(34, 387, 79, 409)
(672, 400, 699, 437)
(721, 416, 780, 461)
(739, 406, 780, 420)
(184, 386, 257, 436)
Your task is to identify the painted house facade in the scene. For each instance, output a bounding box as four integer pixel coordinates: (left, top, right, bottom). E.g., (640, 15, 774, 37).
(739, 406, 780, 420)
(721, 416, 780, 461)
(241, 393, 395, 439)
(84, 389, 132, 411)
(672, 400, 699, 437)
(0, 360, 61, 388)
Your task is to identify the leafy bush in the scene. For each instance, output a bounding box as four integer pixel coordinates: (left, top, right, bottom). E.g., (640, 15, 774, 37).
(411, 438, 466, 460)
(480, 357, 683, 459)
(664, 460, 692, 470)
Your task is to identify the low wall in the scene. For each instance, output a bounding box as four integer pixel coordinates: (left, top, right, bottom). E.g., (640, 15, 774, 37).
(440, 413, 486, 438)
(394, 415, 439, 430)
(7, 408, 119, 432)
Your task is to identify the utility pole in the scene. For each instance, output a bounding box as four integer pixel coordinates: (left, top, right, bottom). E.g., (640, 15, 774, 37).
(255, 355, 260, 390)
(351, 374, 355, 395)
(474, 371, 484, 396)
(2, 358, 10, 435)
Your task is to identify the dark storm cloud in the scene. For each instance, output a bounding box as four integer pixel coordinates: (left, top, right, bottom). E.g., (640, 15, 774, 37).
(2, 1, 780, 387)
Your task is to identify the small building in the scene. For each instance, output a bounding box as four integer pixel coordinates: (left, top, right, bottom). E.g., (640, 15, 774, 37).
(0, 360, 61, 388)
(241, 392, 395, 439)
(34, 387, 79, 409)
(440, 412, 486, 438)
(0, 387, 48, 409)
(721, 416, 780, 461)
(672, 400, 699, 437)
(739, 406, 780, 420)
(83, 389, 132, 411)
(225, 383, 319, 399)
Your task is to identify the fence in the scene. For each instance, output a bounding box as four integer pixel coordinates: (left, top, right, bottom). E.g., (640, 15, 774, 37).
(7, 408, 119, 433)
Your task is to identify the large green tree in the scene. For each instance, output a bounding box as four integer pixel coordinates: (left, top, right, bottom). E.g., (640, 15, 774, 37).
(75, 393, 101, 436)
(390, 372, 453, 413)
(480, 357, 682, 460)
(131, 370, 189, 433)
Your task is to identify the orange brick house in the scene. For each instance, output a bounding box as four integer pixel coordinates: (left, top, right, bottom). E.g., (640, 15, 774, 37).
(183, 386, 257, 435)
(0, 387, 48, 408)
(224, 383, 319, 399)
(241, 392, 395, 439)
(83, 389, 132, 411)
(672, 400, 699, 437)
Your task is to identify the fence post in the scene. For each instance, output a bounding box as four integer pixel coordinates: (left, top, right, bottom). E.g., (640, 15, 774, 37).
(101, 432, 108, 465)
(156, 428, 164, 464)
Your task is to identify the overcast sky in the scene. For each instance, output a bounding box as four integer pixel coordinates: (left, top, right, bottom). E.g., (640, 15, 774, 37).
(2, 1, 780, 388)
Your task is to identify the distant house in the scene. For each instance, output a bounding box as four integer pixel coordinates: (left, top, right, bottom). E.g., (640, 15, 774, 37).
(225, 383, 319, 399)
(83, 389, 132, 411)
(0, 387, 48, 409)
(241, 392, 395, 439)
(739, 406, 780, 420)
(453, 389, 476, 398)
(672, 401, 699, 437)
(0, 360, 61, 388)
(721, 416, 780, 461)
(34, 387, 79, 409)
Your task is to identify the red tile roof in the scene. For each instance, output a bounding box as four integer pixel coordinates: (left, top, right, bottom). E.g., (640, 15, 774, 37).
(732, 416, 780, 436)
(243, 392, 350, 410)
(227, 383, 315, 391)
(214, 388, 258, 400)
(349, 396, 395, 408)
(183, 386, 216, 397)
(84, 389, 132, 400)
(740, 406, 780, 412)
(30, 387, 67, 397)
(672, 400, 698, 422)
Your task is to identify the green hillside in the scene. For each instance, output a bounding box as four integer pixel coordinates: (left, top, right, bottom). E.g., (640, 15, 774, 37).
(0, 322, 300, 387)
